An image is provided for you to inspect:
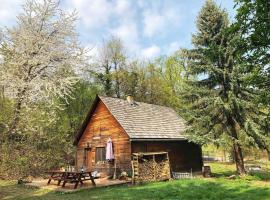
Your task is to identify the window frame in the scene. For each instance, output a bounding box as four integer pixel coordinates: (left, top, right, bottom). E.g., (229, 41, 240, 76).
(95, 147, 106, 163)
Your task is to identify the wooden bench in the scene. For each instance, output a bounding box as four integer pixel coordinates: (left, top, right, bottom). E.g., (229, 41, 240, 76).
(47, 170, 96, 189)
(47, 170, 66, 186)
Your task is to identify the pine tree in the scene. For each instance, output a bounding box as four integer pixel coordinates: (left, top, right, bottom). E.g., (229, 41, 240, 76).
(184, 0, 268, 175)
(234, 0, 270, 159)
(235, 0, 270, 66)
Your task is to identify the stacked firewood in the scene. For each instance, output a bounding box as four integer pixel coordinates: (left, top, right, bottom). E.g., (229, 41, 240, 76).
(156, 162, 170, 180)
(137, 159, 155, 181)
(137, 158, 170, 182)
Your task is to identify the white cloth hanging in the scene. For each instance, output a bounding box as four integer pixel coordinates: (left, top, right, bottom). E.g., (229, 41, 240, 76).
(106, 138, 114, 160)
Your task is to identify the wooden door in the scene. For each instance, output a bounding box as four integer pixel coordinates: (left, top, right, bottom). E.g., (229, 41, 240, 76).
(86, 149, 93, 170)
(76, 148, 84, 168)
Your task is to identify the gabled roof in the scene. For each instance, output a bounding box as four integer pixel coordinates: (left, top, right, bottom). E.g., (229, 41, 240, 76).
(74, 95, 187, 145)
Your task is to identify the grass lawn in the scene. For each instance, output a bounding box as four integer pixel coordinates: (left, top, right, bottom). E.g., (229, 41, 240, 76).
(1, 162, 270, 200)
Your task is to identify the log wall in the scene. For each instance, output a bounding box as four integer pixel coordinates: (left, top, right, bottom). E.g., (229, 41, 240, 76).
(131, 141, 203, 172)
(77, 101, 132, 176)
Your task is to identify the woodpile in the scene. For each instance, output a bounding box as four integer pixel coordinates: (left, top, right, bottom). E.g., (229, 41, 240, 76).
(156, 162, 170, 180)
(132, 152, 171, 183)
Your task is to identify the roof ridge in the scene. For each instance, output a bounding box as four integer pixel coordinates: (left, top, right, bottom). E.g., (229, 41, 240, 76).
(98, 95, 176, 110)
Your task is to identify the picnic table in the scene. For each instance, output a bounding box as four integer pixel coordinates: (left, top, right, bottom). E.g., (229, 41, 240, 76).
(47, 170, 96, 189)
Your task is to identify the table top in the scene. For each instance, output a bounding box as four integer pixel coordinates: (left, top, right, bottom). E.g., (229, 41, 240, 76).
(46, 170, 92, 174)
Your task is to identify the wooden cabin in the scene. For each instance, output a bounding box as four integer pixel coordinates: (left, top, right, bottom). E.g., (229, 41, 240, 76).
(74, 95, 203, 176)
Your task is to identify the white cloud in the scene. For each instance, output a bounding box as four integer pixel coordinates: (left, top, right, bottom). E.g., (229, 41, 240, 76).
(141, 45, 161, 59)
(115, 0, 131, 14)
(64, 0, 143, 58)
(0, 0, 184, 60)
(66, 0, 113, 29)
(142, 2, 182, 37)
(143, 12, 165, 37)
(109, 0, 141, 55)
(66, 0, 137, 31)
(110, 22, 140, 54)
(0, 0, 21, 27)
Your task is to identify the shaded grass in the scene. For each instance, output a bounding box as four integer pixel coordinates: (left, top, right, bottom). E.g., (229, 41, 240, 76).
(249, 171, 270, 181)
(207, 162, 236, 177)
(207, 161, 270, 181)
(0, 180, 50, 199)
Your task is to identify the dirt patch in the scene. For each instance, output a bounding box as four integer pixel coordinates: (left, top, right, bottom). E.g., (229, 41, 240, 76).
(26, 178, 131, 192)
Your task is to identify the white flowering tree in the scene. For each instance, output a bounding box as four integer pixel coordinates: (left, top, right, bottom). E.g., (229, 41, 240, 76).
(0, 0, 86, 138)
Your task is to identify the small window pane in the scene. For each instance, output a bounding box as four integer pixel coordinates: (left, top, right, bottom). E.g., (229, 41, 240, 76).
(96, 147, 106, 163)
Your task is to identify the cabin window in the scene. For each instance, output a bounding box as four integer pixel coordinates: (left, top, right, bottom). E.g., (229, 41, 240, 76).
(95, 147, 106, 163)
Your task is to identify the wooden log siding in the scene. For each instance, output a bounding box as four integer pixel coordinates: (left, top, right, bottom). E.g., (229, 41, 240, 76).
(131, 141, 203, 172)
(77, 101, 132, 175)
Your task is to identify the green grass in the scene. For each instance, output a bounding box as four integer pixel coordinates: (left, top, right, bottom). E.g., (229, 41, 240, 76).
(1, 162, 270, 200)
(208, 161, 270, 181)
(207, 162, 236, 177)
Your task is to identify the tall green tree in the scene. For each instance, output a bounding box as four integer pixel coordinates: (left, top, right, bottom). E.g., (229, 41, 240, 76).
(235, 0, 270, 66)
(234, 0, 270, 159)
(59, 80, 100, 138)
(184, 0, 267, 174)
(234, 0, 270, 106)
(93, 36, 126, 97)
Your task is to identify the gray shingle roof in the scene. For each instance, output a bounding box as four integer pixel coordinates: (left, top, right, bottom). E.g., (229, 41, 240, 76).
(99, 96, 187, 140)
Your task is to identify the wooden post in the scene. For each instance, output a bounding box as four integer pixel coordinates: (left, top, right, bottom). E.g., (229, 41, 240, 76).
(166, 152, 172, 179)
(153, 154, 156, 181)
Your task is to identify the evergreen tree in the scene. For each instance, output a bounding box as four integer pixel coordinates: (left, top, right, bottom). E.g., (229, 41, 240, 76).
(183, 0, 267, 174)
(235, 0, 270, 66)
(234, 0, 270, 159)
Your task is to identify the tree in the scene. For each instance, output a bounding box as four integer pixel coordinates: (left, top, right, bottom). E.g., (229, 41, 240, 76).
(117, 61, 139, 97)
(235, 0, 270, 66)
(157, 52, 190, 108)
(93, 36, 126, 97)
(0, 0, 88, 178)
(120, 54, 188, 108)
(183, 0, 267, 174)
(0, 0, 86, 138)
(234, 0, 270, 107)
(234, 0, 270, 159)
(59, 80, 100, 138)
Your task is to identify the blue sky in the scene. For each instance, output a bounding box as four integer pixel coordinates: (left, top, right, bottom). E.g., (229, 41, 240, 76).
(0, 0, 236, 59)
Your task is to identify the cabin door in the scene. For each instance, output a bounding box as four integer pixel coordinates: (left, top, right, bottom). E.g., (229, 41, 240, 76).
(86, 149, 93, 170)
(76, 149, 84, 168)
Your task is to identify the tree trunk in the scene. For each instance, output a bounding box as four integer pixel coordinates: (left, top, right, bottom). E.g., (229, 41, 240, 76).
(114, 62, 120, 98)
(230, 118, 246, 175)
(233, 140, 246, 175)
(266, 149, 270, 161)
(104, 63, 112, 96)
(115, 79, 120, 98)
(8, 88, 27, 138)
